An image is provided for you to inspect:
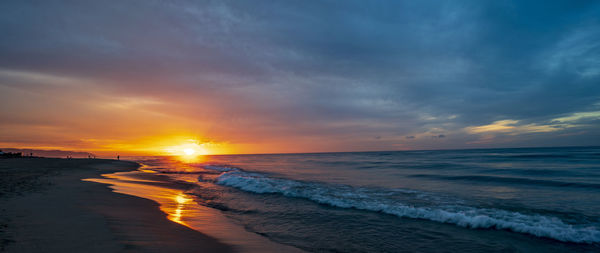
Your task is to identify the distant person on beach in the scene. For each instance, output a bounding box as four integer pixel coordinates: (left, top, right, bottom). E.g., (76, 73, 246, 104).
(117, 155, 120, 160)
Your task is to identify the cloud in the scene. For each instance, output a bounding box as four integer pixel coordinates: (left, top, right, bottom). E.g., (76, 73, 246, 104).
(552, 111, 600, 123)
(465, 110, 600, 137)
(465, 119, 567, 135)
(1, 0, 600, 152)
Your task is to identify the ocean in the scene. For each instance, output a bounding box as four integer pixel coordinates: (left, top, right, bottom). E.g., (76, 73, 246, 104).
(90, 146, 600, 252)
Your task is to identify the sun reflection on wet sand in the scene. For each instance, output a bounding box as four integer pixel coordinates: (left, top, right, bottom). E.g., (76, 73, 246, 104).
(172, 193, 191, 225)
(84, 176, 189, 225)
(83, 170, 302, 253)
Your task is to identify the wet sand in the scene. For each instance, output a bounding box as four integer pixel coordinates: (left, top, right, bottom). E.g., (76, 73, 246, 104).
(84, 170, 305, 253)
(0, 158, 233, 253)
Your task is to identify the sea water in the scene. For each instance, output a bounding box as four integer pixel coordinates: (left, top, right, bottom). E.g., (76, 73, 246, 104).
(112, 147, 600, 252)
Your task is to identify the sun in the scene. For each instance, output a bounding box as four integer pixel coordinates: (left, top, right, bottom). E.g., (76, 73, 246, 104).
(163, 139, 213, 162)
(183, 148, 195, 156)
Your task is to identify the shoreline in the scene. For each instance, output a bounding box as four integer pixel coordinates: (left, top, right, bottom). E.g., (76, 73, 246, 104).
(84, 163, 305, 253)
(0, 158, 233, 252)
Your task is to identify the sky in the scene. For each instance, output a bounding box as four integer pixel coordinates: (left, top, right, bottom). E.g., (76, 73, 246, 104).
(1, 0, 599, 155)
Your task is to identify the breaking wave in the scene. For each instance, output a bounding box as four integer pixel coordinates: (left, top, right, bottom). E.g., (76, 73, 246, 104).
(208, 166, 600, 244)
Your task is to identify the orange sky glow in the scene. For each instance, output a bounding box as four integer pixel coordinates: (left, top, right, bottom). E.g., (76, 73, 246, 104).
(0, 70, 411, 156)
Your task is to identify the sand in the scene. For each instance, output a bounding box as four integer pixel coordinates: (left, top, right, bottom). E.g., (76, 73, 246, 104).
(0, 158, 233, 253)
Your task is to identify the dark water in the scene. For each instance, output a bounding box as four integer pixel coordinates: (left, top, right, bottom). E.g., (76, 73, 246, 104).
(134, 147, 600, 252)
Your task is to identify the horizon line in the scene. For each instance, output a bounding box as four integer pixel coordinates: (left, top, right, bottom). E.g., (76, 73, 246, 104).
(4, 144, 598, 157)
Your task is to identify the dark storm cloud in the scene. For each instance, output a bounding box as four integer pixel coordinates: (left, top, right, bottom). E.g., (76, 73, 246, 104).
(1, 0, 599, 150)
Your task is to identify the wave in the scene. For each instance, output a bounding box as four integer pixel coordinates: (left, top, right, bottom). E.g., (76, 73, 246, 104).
(500, 154, 575, 159)
(207, 167, 600, 244)
(204, 165, 240, 172)
(409, 174, 600, 189)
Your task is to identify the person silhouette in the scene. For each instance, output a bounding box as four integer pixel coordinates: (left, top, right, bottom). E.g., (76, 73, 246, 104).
(117, 155, 120, 160)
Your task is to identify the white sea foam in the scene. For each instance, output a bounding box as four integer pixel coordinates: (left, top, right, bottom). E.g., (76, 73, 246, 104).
(212, 169, 600, 244)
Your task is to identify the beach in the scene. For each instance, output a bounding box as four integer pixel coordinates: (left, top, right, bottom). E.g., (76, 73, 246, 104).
(1, 148, 599, 253)
(2, 0, 598, 252)
(0, 158, 233, 253)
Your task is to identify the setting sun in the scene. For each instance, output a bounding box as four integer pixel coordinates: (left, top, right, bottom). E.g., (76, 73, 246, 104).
(183, 148, 195, 156)
(162, 140, 212, 162)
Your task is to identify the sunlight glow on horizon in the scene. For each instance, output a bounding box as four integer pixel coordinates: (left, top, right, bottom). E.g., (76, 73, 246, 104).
(165, 142, 208, 156)
(183, 148, 196, 155)
(160, 139, 216, 162)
